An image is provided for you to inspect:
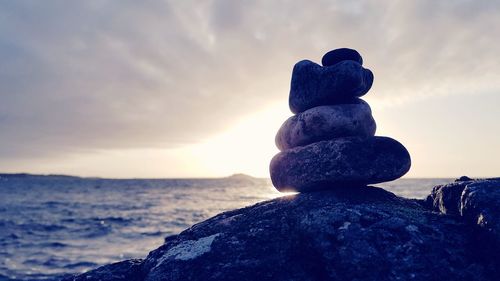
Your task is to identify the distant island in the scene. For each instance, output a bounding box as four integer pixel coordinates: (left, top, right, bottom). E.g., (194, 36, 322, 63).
(0, 173, 82, 179)
(224, 173, 258, 180)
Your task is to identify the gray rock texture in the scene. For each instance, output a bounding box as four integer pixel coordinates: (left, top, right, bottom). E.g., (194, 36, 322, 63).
(426, 178, 500, 252)
(275, 101, 376, 151)
(424, 180, 470, 215)
(289, 60, 373, 113)
(63, 186, 498, 281)
(461, 180, 500, 231)
(461, 180, 500, 257)
(270, 136, 411, 192)
(425, 178, 500, 218)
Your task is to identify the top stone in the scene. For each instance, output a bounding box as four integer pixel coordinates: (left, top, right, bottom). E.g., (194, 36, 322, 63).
(322, 48, 363, 66)
(289, 59, 374, 113)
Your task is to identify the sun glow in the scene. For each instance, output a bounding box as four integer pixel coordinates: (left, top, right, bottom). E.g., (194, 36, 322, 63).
(184, 102, 291, 178)
(2, 102, 292, 179)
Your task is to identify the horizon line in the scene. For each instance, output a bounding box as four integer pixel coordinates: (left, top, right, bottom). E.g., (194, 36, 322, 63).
(0, 171, 482, 181)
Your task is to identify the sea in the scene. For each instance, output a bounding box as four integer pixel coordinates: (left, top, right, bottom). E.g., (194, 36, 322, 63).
(0, 174, 453, 281)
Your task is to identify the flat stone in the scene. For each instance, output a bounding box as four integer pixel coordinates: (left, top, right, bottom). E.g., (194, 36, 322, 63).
(322, 48, 363, 66)
(289, 60, 374, 113)
(275, 101, 376, 151)
(270, 136, 411, 192)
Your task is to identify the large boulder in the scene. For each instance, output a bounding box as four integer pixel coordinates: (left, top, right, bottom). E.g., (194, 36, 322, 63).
(425, 179, 500, 226)
(270, 137, 411, 192)
(461, 180, 500, 232)
(425, 178, 500, 266)
(275, 101, 376, 151)
(64, 186, 497, 281)
(461, 180, 500, 259)
(289, 60, 373, 113)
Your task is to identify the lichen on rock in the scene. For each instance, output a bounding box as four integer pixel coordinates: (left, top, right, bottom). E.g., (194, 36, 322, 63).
(155, 233, 220, 264)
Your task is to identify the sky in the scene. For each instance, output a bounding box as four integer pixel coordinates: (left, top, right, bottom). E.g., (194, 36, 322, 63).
(0, 0, 499, 178)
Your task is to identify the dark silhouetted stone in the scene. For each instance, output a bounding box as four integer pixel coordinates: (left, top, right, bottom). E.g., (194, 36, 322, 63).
(457, 176, 473, 182)
(140, 188, 487, 280)
(424, 180, 472, 215)
(322, 48, 363, 66)
(270, 137, 411, 192)
(461, 180, 500, 248)
(289, 60, 374, 113)
(425, 179, 500, 222)
(275, 101, 376, 151)
(425, 178, 500, 272)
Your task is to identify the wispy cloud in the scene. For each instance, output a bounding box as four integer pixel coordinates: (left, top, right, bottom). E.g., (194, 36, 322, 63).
(1, 0, 499, 160)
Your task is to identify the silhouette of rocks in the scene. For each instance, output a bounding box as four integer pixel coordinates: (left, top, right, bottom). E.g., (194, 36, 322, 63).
(457, 175, 473, 182)
(426, 178, 500, 254)
(425, 180, 470, 215)
(272, 48, 409, 192)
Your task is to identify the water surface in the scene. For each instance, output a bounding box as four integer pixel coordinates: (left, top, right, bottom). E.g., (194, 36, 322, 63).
(0, 175, 452, 280)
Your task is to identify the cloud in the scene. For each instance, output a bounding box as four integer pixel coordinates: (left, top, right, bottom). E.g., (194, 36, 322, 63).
(1, 0, 499, 159)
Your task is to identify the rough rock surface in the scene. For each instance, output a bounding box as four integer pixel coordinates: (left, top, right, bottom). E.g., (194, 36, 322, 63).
(270, 136, 411, 192)
(275, 101, 376, 151)
(63, 186, 499, 281)
(461, 180, 500, 253)
(424, 180, 471, 215)
(426, 178, 500, 256)
(289, 60, 374, 113)
(322, 48, 363, 66)
(425, 178, 500, 218)
(462, 180, 500, 228)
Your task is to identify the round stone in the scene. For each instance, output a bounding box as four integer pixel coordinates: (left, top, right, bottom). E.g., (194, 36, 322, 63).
(322, 48, 363, 66)
(275, 101, 376, 151)
(289, 60, 374, 113)
(270, 137, 411, 193)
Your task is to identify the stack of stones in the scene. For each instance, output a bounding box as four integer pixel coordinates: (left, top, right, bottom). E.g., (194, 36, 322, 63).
(270, 48, 411, 192)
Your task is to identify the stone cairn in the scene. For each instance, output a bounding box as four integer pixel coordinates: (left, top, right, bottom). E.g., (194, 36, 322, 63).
(270, 48, 411, 192)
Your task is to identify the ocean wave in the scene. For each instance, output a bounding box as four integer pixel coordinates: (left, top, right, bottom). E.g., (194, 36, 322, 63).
(62, 261, 98, 269)
(140, 230, 164, 237)
(0, 176, 440, 280)
(38, 242, 68, 248)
